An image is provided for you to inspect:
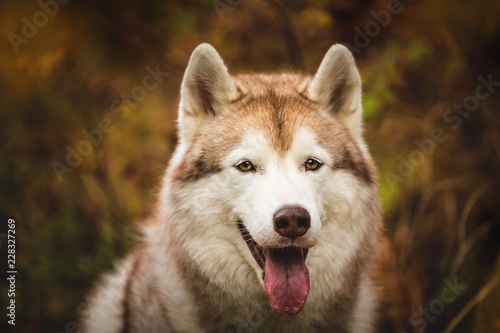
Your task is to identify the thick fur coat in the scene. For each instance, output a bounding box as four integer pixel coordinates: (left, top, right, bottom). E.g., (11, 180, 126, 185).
(81, 43, 382, 333)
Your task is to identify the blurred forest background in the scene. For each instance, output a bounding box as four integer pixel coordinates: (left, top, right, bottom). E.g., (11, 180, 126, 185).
(1, 0, 499, 332)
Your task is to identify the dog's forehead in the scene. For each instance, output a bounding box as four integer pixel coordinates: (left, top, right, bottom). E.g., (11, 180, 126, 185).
(173, 73, 362, 183)
(220, 74, 337, 156)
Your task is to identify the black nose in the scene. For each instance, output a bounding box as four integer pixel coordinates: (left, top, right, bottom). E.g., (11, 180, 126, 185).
(273, 206, 311, 239)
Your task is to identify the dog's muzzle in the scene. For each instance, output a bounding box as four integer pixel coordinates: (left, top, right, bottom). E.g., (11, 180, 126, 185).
(237, 205, 311, 316)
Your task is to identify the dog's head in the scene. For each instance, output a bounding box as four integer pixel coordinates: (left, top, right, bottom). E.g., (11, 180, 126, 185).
(164, 44, 378, 316)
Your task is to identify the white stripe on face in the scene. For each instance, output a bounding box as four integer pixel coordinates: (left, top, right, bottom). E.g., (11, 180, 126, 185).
(225, 128, 329, 248)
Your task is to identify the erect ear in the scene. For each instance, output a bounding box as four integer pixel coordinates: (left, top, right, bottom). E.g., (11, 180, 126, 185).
(308, 44, 363, 139)
(178, 43, 237, 143)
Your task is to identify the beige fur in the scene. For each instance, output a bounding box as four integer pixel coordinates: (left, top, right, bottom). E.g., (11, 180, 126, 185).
(81, 43, 382, 333)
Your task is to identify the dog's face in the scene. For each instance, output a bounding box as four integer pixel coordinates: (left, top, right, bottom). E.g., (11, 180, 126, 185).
(226, 126, 326, 250)
(165, 44, 377, 316)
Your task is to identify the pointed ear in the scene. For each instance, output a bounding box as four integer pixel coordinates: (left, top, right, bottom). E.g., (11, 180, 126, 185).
(178, 43, 237, 143)
(308, 44, 363, 139)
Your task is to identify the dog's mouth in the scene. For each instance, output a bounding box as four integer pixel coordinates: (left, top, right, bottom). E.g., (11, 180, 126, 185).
(238, 221, 310, 316)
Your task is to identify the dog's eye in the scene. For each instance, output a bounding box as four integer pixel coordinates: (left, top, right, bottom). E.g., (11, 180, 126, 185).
(305, 158, 322, 171)
(236, 161, 255, 172)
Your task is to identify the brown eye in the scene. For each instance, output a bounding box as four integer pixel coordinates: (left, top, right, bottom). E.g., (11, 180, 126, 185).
(305, 158, 322, 171)
(236, 161, 255, 172)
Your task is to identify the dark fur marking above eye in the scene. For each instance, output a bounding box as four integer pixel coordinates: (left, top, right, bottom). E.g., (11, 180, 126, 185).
(175, 155, 222, 182)
(335, 150, 373, 184)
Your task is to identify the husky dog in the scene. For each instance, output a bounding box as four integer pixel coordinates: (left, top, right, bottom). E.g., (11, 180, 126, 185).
(81, 43, 381, 333)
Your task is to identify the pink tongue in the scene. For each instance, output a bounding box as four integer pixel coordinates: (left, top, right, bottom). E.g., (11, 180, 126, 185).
(263, 248, 310, 316)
